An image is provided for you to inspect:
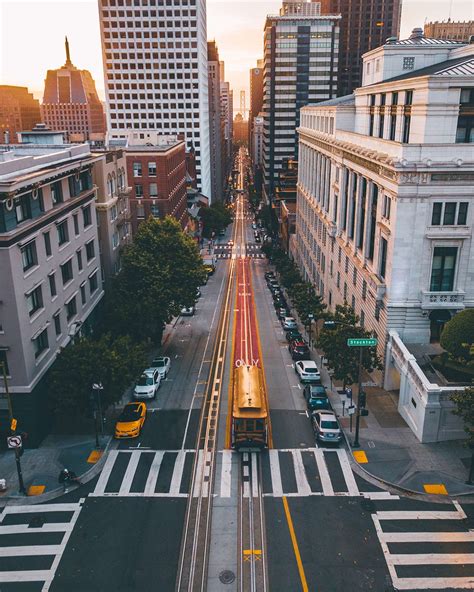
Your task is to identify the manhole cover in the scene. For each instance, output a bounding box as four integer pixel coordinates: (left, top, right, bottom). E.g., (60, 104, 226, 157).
(219, 570, 236, 584)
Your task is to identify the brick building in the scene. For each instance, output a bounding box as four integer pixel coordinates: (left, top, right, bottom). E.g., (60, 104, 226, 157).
(0, 86, 41, 144)
(123, 132, 187, 233)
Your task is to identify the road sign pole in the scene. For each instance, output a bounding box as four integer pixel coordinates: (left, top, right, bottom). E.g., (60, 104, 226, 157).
(353, 347, 363, 448)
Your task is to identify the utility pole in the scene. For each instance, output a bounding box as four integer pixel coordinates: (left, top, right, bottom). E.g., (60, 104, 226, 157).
(353, 346, 364, 448)
(92, 383, 104, 448)
(0, 362, 26, 495)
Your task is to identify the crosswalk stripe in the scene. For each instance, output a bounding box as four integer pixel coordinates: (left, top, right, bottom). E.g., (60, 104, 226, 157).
(0, 524, 73, 535)
(144, 451, 165, 496)
(169, 450, 187, 496)
(390, 577, 474, 590)
(269, 449, 283, 496)
(251, 452, 259, 498)
(377, 510, 464, 521)
(119, 451, 141, 495)
(0, 545, 61, 557)
(220, 450, 232, 497)
(93, 450, 119, 495)
(291, 450, 311, 496)
(0, 503, 80, 517)
(390, 553, 474, 565)
(0, 571, 52, 583)
(313, 449, 334, 496)
(381, 531, 474, 543)
(336, 448, 359, 496)
(193, 450, 205, 498)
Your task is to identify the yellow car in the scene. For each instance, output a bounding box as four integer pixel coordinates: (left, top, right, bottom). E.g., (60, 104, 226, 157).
(114, 402, 147, 439)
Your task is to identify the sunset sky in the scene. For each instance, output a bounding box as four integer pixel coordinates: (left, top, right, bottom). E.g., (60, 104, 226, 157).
(0, 0, 473, 114)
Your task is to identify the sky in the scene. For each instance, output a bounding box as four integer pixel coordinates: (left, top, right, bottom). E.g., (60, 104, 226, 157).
(0, 0, 473, 114)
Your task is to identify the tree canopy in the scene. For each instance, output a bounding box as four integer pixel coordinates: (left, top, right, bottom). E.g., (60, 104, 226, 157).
(199, 202, 232, 238)
(440, 309, 474, 362)
(450, 386, 474, 447)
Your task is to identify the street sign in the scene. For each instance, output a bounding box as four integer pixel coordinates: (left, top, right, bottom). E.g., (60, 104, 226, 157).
(348, 405, 356, 415)
(347, 338, 378, 347)
(10, 418, 17, 431)
(7, 435, 22, 449)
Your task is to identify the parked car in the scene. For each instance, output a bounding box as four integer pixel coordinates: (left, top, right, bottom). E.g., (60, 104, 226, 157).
(289, 340, 310, 360)
(286, 330, 303, 343)
(203, 265, 214, 276)
(277, 307, 290, 320)
(219, 229, 226, 236)
(274, 299, 287, 312)
(133, 369, 161, 400)
(311, 410, 342, 444)
(272, 291, 285, 303)
(282, 317, 297, 331)
(114, 402, 147, 439)
(195, 288, 201, 300)
(268, 280, 279, 289)
(255, 234, 261, 243)
(265, 272, 275, 281)
(295, 360, 321, 383)
(252, 223, 257, 230)
(304, 385, 330, 411)
(181, 306, 195, 316)
(228, 239, 234, 246)
(149, 356, 171, 379)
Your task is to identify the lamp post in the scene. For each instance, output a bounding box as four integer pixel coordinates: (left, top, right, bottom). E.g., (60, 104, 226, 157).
(92, 383, 104, 448)
(307, 313, 314, 349)
(0, 362, 26, 495)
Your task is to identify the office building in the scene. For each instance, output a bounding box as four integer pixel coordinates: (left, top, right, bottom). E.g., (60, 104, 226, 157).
(263, 1, 340, 195)
(0, 86, 41, 144)
(320, 0, 402, 96)
(233, 113, 248, 144)
(98, 0, 211, 198)
(220, 64, 233, 179)
(424, 20, 474, 43)
(293, 31, 473, 441)
(208, 41, 224, 202)
(0, 127, 103, 443)
(252, 115, 264, 170)
(249, 60, 264, 161)
(41, 38, 106, 143)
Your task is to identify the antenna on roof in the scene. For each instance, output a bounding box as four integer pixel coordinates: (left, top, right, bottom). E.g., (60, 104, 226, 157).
(65, 36, 72, 66)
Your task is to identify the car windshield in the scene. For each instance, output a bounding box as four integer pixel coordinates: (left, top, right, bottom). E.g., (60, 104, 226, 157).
(304, 367, 318, 373)
(155, 360, 165, 367)
(137, 375, 153, 386)
(119, 405, 141, 421)
(321, 420, 339, 430)
(295, 346, 308, 352)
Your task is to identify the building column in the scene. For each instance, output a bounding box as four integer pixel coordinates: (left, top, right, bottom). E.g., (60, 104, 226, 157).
(363, 180, 374, 263)
(353, 174, 364, 255)
(337, 165, 347, 231)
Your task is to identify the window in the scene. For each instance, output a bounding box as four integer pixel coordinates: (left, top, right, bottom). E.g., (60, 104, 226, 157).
(150, 204, 160, 217)
(57, 220, 69, 246)
(49, 273, 57, 297)
(133, 162, 142, 177)
(44, 232, 52, 257)
(66, 296, 77, 321)
(21, 241, 37, 271)
(0, 350, 9, 375)
(51, 181, 63, 205)
(54, 312, 61, 336)
(402, 114, 411, 143)
(382, 195, 391, 220)
(110, 205, 118, 221)
(430, 247, 457, 292)
(89, 271, 98, 294)
(15, 195, 32, 223)
(80, 283, 87, 305)
(112, 231, 119, 248)
(86, 240, 95, 261)
(353, 267, 357, 286)
(83, 205, 92, 228)
(456, 116, 474, 143)
(149, 183, 158, 197)
(61, 259, 73, 285)
(403, 56, 415, 70)
(33, 328, 49, 359)
(135, 184, 143, 197)
(26, 286, 43, 317)
(379, 237, 388, 279)
(77, 249, 83, 271)
(362, 280, 367, 300)
(148, 161, 157, 176)
(73, 213, 79, 236)
(360, 310, 365, 328)
(431, 202, 469, 226)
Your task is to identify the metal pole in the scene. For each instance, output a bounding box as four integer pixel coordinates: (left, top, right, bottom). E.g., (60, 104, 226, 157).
(353, 347, 363, 448)
(97, 388, 104, 439)
(0, 362, 27, 495)
(467, 450, 474, 485)
(93, 388, 99, 449)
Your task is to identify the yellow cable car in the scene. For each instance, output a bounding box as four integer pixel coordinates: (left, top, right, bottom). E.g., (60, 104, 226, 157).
(232, 365, 268, 450)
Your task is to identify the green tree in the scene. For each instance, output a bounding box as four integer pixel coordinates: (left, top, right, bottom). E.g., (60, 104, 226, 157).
(48, 334, 147, 417)
(450, 386, 474, 447)
(318, 304, 382, 387)
(200, 202, 232, 238)
(289, 283, 327, 326)
(104, 216, 205, 341)
(440, 309, 474, 362)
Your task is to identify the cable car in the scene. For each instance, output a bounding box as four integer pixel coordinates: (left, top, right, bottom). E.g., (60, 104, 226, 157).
(232, 365, 268, 450)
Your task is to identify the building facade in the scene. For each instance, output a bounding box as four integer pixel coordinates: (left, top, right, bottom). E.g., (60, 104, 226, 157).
(263, 1, 340, 195)
(320, 0, 402, 97)
(424, 20, 474, 43)
(248, 60, 264, 155)
(252, 115, 264, 169)
(233, 113, 248, 145)
(207, 41, 224, 202)
(92, 148, 132, 280)
(41, 38, 106, 143)
(294, 32, 474, 362)
(220, 69, 234, 180)
(0, 86, 41, 144)
(98, 0, 211, 198)
(0, 130, 104, 444)
(123, 132, 187, 234)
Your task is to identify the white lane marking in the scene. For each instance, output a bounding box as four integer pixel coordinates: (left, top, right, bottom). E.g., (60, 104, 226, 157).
(243, 481, 250, 499)
(390, 553, 474, 565)
(144, 451, 165, 496)
(269, 450, 283, 497)
(0, 524, 73, 535)
(251, 452, 259, 498)
(291, 450, 311, 496)
(0, 503, 80, 517)
(93, 450, 119, 495)
(243, 465, 249, 477)
(336, 449, 360, 496)
(0, 545, 60, 557)
(169, 450, 187, 496)
(192, 450, 204, 498)
(390, 577, 474, 590)
(377, 510, 466, 521)
(0, 571, 51, 583)
(220, 450, 232, 497)
(313, 449, 334, 496)
(363, 492, 399, 500)
(380, 531, 474, 543)
(119, 450, 141, 495)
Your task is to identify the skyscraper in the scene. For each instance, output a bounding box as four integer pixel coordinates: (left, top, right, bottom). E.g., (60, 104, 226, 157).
(263, 0, 340, 195)
(0, 86, 41, 144)
(219, 61, 233, 182)
(424, 20, 474, 43)
(207, 41, 224, 202)
(320, 0, 402, 96)
(98, 0, 211, 198)
(41, 38, 106, 142)
(248, 59, 264, 160)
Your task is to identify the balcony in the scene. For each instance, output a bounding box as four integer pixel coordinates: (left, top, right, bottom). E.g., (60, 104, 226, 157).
(367, 273, 386, 301)
(426, 225, 471, 239)
(420, 290, 465, 310)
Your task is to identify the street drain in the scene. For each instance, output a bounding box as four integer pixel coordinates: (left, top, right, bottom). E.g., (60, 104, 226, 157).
(219, 570, 236, 584)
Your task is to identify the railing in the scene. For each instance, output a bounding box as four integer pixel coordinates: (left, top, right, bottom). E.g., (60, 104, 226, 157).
(420, 290, 465, 309)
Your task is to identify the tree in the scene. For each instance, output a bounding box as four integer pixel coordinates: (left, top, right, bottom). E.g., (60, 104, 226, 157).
(440, 309, 474, 362)
(200, 202, 232, 238)
(450, 387, 474, 446)
(48, 334, 147, 417)
(318, 304, 382, 387)
(103, 216, 206, 341)
(289, 283, 326, 326)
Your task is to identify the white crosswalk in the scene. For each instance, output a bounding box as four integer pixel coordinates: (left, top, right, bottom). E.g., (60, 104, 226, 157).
(0, 501, 83, 589)
(373, 501, 474, 590)
(91, 447, 382, 499)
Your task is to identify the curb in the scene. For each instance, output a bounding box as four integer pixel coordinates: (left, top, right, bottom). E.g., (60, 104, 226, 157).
(0, 437, 118, 507)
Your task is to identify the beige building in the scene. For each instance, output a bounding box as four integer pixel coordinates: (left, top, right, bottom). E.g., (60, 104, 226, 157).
(424, 20, 474, 43)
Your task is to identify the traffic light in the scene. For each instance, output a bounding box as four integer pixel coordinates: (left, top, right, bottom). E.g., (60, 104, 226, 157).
(360, 409, 369, 417)
(359, 391, 367, 408)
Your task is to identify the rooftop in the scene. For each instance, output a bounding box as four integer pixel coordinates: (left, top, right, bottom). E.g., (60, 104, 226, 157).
(378, 54, 474, 85)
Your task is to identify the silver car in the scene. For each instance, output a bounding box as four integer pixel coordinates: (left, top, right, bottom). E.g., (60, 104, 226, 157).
(311, 410, 342, 444)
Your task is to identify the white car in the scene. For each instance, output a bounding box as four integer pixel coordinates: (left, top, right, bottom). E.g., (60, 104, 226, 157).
(311, 410, 342, 444)
(133, 369, 161, 400)
(282, 317, 297, 331)
(181, 306, 195, 316)
(295, 360, 321, 383)
(150, 356, 171, 379)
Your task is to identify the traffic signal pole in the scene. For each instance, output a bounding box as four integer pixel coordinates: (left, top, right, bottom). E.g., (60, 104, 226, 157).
(353, 346, 363, 448)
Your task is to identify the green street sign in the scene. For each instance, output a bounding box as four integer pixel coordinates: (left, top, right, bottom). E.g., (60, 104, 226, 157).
(347, 338, 378, 347)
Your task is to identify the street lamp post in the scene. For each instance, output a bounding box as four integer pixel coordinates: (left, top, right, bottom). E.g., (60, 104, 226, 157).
(307, 313, 314, 349)
(92, 383, 104, 448)
(0, 362, 27, 495)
